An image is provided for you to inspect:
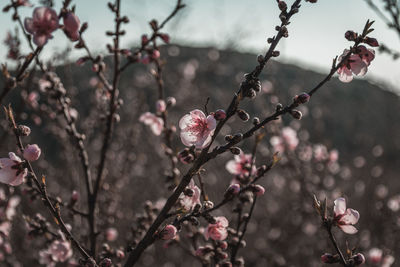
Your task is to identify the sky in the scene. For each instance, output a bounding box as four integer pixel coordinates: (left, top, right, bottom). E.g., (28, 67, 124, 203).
(1, 0, 399, 93)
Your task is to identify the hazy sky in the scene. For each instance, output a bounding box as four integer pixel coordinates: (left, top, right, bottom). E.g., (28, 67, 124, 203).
(1, 0, 399, 93)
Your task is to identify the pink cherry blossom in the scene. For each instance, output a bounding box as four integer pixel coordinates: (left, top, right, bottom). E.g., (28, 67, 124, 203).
(225, 152, 256, 178)
(333, 197, 360, 234)
(23, 144, 41, 162)
(24, 7, 60, 47)
(0, 153, 27, 186)
(160, 224, 177, 240)
(63, 12, 80, 42)
(49, 239, 73, 262)
(39, 249, 55, 267)
(357, 45, 375, 65)
(205, 216, 229, 241)
(139, 112, 164, 136)
(313, 144, 329, 162)
(179, 179, 201, 211)
(179, 109, 216, 149)
(337, 46, 375, 83)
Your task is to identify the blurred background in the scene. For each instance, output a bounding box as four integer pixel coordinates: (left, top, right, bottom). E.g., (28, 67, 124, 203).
(0, 0, 400, 266)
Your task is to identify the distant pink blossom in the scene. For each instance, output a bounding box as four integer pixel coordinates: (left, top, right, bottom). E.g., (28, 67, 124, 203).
(179, 179, 201, 211)
(225, 152, 256, 178)
(329, 149, 339, 163)
(313, 144, 328, 162)
(24, 7, 59, 47)
(105, 227, 118, 242)
(160, 224, 177, 240)
(333, 197, 360, 234)
(63, 12, 80, 41)
(0, 153, 27, 186)
(205, 216, 229, 241)
(139, 112, 164, 136)
(49, 239, 73, 263)
(270, 127, 299, 153)
(368, 248, 383, 264)
(179, 109, 216, 149)
(23, 144, 41, 162)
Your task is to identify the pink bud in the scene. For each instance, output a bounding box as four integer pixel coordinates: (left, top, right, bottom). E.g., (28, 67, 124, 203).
(214, 109, 227, 120)
(160, 224, 177, 240)
(294, 93, 310, 104)
(227, 184, 241, 195)
(152, 49, 160, 59)
(63, 12, 80, 41)
(160, 33, 170, 44)
(254, 185, 265, 196)
(365, 37, 379, 47)
(220, 241, 228, 250)
(141, 34, 149, 46)
(105, 227, 118, 242)
(71, 190, 79, 202)
(345, 30, 357, 41)
(116, 249, 125, 259)
(156, 99, 166, 113)
(23, 144, 41, 161)
(166, 97, 176, 106)
(76, 57, 86, 66)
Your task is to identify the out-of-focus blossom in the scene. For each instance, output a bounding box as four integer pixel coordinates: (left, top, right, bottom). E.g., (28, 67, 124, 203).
(24, 7, 59, 47)
(49, 239, 73, 262)
(0, 153, 27, 186)
(139, 112, 164, 136)
(329, 149, 339, 163)
(63, 12, 80, 41)
(333, 197, 360, 234)
(179, 109, 216, 149)
(382, 255, 395, 267)
(23, 144, 41, 162)
(368, 248, 383, 264)
(225, 152, 256, 178)
(105, 227, 118, 242)
(353, 253, 365, 265)
(205, 216, 229, 241)
(16, 0, 32, 7)
(270, 127, 299, 153)
(313, 144, 329, 162)
(5, 196, 20, 220)
(254, 185, 265, 196)
(160, 224, 177, 240)
(4, 31, 20, 60)
(179, 179, 201, 211)
(39, 249, 55, 267)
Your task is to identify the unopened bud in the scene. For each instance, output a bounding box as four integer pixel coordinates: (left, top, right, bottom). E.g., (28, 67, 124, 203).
(214, 109, 227, 120)
(321, 253, 340, 264)
(294, 92, 310, 104)
(278, 1, 287, 11)
(365, 37, 379, 47)
(352, 253, 365, 265)
(230, 147, 242, 155)
(237, 109, 250, 122)
(345, 30, 357, 41)
(17, 125, 31, 136)
(290, 109, 302, 120)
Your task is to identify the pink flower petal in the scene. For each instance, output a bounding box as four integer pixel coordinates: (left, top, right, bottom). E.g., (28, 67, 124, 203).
(339, 224, 358, 234)
(334, 197, 347, 217)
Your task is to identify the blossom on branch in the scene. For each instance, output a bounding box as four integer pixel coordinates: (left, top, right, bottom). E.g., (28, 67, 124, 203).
(205, 216, 229, 241)
(0, 153, 27, 186)
(333, 197, 360, 234)
(63, 12, 81, 42)
(337, 45, 375, 83)
(179, 179, 201, 211)
(179, 109, 216, 149)
(225, 152, 256, 178)
(139, 112, 164, 136)
(24, 7, 60, 47)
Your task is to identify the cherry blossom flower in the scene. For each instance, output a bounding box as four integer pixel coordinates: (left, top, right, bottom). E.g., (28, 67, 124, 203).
(205, 216, 229, 241)
(49, 239, 73, 263)
(179, 179, 201, 211)
(313, 144, 329, 162)
(225, 152, 256, 178)
(0, 153, 27, 186)
(23, 144, 41, 162)
(63, 12, 80, 42)
(337, 45, 375, 83)
(160, 224, 177, 240)
(39, 249, 55, 267)
(179, 109, 216, 149)
(139, 112, 164, 136)
(24, 7, 60, 47)
(333, 197, 360, 234)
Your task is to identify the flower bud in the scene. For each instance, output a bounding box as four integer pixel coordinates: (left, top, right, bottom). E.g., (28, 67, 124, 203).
(214, 109, 227, 120)
(237, 109, 250, 122)
(105, 227, 118, 242)
(166, 96, 176, 106)
(230, 147, 242, 155)
(294, 92, 310, 104)
(290, 109, 302, 120)
(253, 117, 260, 125)
(141, 34, 148, 46)
(278, 1, 287, 11)
(17, 125, 31, 136)
(100, 258, 112, 267)
(152, 49, 160, 59)
(71, 190, 79, 202)
(23, 144, 41, 161)
(352, 253, 365, 265)
(224, 184, 241, 198)
(254, 185, 265, 196)
(156, 99, 166, 113)
(160, 225, 177, 240)
(116, 249, 125, 259)
(345, 30, 357, 41)
(159, 33, 170, 44)
(321, 253, 340, 264)
(365, 37, 379, 47)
